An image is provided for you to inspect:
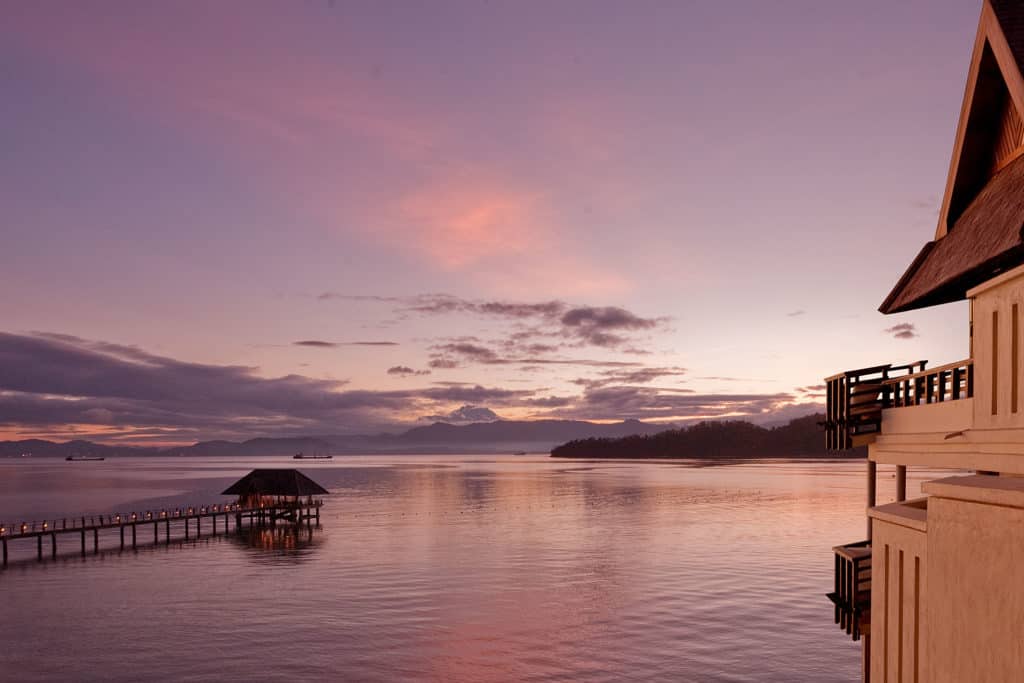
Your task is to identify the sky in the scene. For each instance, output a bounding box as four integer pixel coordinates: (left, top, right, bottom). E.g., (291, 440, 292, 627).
(0, 1, 983, 445)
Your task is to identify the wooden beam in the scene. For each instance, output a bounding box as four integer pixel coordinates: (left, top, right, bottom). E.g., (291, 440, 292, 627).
(867, 460, 877, 541)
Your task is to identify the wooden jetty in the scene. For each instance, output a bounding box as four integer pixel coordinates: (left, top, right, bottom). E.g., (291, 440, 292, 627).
(0, 468, 328, 568)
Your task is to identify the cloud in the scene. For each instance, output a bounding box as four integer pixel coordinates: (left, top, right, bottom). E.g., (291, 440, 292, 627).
(387, 365, 430, 377)
(318, 293, 668, 352)
(392, 184, 546, 269)
(401, 295, 567, 319)
(536, 385, 796, 422)
(794, 384, 825, 400)
(427, 339, 646, 370)
(559, 306, 662, 347)
(421, 405, 501, 424)
(572, 366, 688, 389)
(0, 332, 808, 444)
(884, 323, 918, 340)
(524, 395, 574, 408)
(786, 310, 806, 317)
(431, 342, 501, 364)
(0, 332, 531, 443)
(294, 339, 399, 348)
(695, 376, 770, 382)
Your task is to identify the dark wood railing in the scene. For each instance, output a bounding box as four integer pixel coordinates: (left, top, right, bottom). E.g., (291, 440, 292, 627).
(824, 359, 974, 450)
(824, 361, 926, 450)
(884, 359, 974, 407)
(827, 540, 871, 641)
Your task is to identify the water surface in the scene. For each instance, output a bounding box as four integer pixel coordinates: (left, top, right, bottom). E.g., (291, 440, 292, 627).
(0, 455, 918, 681)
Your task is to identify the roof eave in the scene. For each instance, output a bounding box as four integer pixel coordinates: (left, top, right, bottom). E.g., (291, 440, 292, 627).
(881, 245, 1024, 313)
(879, 241, 937, 314)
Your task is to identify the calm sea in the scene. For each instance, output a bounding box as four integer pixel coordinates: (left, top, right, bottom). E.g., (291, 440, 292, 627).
(0, 455, 924, 682)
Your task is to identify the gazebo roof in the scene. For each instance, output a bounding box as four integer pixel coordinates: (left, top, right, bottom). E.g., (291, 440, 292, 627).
(222, 469, 329, 497)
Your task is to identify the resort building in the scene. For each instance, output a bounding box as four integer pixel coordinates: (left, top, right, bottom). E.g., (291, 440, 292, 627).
(825, 2, 1024, 681)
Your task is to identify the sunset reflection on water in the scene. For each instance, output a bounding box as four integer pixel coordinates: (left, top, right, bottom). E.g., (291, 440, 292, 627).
(0, 455, 916, 681)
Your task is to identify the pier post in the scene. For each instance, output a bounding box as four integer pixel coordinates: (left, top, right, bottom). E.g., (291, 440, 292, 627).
(37, 535, 42, 561)
(896, 465, 907, 502)
(2, 539, 7, 567)
(80, 530, 85, 556)
(197, 517, 201, 537)
(51, 533, 57, 559)
(154, 522, 158, 544)
(212, 516, 217, 535)
(131, 523, 137, 549)
(165, 520, 170, 544)
(120, 526, 125, 550)
(316, 506, 320, 525)
(93, 528, 98, 554)
(184, 519, 189, 540)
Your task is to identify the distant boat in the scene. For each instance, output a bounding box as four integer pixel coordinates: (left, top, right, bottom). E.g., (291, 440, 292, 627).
(66, 455, 105, 462)
(293, 452, 333, 460)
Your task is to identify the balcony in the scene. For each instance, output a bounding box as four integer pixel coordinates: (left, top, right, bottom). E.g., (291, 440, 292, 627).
(827, 540, 871, 641)
(824, 359, 974, 450)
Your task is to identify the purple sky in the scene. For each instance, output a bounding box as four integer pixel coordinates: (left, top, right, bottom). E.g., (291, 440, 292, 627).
(0, 1, 980, 444)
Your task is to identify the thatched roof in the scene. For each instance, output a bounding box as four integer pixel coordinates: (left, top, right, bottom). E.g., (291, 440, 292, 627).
(222, 469, 329, 497)
(881, 152, 1024, 313)
(881, 1, 1024, 313)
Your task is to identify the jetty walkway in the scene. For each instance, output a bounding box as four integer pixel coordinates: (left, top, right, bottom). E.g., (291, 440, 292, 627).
(0, 499, 324, 567)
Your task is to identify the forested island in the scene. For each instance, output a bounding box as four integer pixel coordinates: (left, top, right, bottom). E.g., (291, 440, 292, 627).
(550, 414, 860, 459)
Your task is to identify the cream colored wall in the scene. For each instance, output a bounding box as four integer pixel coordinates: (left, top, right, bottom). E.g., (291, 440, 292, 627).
(923, 476, 1024, 682)
(972, 269, 1024, 429)
(870, 515, 927, 683)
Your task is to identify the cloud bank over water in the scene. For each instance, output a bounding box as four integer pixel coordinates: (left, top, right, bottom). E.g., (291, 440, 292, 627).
(0, 331, 816, 444)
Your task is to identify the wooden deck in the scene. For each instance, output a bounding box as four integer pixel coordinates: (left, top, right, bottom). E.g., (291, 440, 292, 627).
(0, 499, 324, 567)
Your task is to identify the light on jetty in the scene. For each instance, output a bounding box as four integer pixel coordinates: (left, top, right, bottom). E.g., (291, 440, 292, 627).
(0, 468, 328, 568)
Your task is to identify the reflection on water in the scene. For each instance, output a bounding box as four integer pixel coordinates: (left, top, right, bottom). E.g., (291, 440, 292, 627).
(0, 454, 902, 682)
(233, 525, 323, 565)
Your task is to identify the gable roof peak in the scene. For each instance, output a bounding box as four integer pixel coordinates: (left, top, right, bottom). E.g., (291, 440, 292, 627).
(935, 0, 1024, 240)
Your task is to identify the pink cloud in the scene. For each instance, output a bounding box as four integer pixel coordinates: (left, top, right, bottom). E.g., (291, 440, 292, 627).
(4, 4, 637, 296)
(394, 183, 544, 269)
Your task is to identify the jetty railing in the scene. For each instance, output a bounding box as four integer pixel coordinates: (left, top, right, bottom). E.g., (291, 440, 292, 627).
(0, 498, 324, 567)
(827, 540, 871, 641)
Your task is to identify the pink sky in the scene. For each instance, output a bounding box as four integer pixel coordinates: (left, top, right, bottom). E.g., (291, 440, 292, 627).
(0, 1, 980, 444)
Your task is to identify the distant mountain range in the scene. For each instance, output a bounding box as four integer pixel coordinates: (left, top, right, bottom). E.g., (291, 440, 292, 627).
(0, 419, 675, 458)
(551, 414, 858, 459)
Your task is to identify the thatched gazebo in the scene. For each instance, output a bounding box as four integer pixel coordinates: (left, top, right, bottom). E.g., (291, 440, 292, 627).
(222, 469, 329, 514)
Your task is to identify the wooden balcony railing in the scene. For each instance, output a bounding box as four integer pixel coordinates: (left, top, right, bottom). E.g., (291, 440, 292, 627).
(824, 361, 926, 450)
(827, 540, 871, 641)
(884, 359, 974, 407)
(824, 359, 973, 450)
